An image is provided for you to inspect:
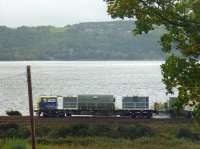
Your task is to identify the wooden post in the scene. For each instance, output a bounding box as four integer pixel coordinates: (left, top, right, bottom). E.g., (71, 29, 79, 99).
(27, 65, 36, 149)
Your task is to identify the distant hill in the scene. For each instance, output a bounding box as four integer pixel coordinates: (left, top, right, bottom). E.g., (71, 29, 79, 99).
(0, 21, 165, 60)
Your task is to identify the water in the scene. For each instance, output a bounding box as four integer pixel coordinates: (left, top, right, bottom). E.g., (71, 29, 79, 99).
(0, 61, 170, 115)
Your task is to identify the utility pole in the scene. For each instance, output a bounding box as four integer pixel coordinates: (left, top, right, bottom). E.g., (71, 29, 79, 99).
(27, 65, 36, 149)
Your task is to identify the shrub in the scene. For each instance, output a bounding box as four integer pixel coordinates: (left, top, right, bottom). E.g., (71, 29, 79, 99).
(6, 111, 22, 116)
(70, 124, 91, 136)
(91, 124, 112, 136)
(54, 124, 91, 138)
(0, 123, 19, 138)
(118, 125, 153, 139)
(0, 123, 29, 139)
(39, 124, 153, 139)
(48, 129, 60, 138)
(16, 127, 30, 138)
(37, 137, 67, 145)
(36, 125, 50, 137)
(176, 128, 200, 141)
(0, 123, 19, 130)
(37, 137, 94, 146)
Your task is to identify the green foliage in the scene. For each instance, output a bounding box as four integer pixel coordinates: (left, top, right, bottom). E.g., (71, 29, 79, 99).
(35, 124, 152, 139)
(37, 137, 95, 146)
(2, 139, 27, 149)
(0, 21, 164, 60)
(36, 125, 51, 137)
(6, 111, 22, 116)
(1, 136, 200, 149)
(154, 102, 168, 111)
(0, 123, 29, 139)
(106, 0, 200, 122)
(118, 125, 153, 139)
(90, 124, 112, 136)
(1, 122, 200, 148)
(176, 128, 200, 141)
(161, 56, 200, 119)
(107, 0, 200, 56)
(48, 26, 67, 33)
(51, 124, 91, 138)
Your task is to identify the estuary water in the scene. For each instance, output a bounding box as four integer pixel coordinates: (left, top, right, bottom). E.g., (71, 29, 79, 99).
(0, 61, 170, 115)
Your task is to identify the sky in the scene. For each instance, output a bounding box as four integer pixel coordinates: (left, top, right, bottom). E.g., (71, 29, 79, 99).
(0, 0, 115, 27)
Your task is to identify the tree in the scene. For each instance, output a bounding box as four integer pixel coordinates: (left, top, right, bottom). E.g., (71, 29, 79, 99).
(105, 0, 200, 121)
(154, 102, 168, 111)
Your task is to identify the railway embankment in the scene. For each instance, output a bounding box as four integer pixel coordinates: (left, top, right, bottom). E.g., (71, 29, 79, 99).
(0, 116, 199, 149)
(0, 116, 194, 125)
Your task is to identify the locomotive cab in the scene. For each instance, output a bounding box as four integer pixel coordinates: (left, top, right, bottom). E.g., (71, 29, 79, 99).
(39, 97, 57, 110)
(37, 96, 58, 117)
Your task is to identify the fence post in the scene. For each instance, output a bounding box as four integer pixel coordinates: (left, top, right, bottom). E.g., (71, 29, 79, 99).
(27, 65, 36, 149)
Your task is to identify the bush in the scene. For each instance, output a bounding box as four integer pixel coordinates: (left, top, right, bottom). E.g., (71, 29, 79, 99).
(53, 124, 91, 138)
(0, 123, 29, 139)
(37, 124, 153, 139)
(6, 111, 22, 116)
(37, 137, 94, 146)
(36, 125, 50, 137)
(176, 128, 200, 141)
(0, 123, 19, 130)
(70, 124, 91, 136)
(90, 124, 112, 136)
(118, 125, 153, 139)
(16, 128, 30, 138)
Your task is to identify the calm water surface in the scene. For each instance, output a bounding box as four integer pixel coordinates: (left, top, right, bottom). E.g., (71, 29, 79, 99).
(0, 61, 170, 115)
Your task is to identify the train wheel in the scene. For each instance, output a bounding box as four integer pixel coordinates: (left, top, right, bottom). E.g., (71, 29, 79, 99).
(43, 113, 48, 118)
(147, 113, 153, 119)
(66, 113, 72, 117)
(37, 111, 42, 117)
(58, 112, 65, 118)
(131, 113, 136, 118)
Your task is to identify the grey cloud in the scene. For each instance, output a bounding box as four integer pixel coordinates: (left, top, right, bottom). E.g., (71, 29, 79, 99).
(0, 0, 113, 27)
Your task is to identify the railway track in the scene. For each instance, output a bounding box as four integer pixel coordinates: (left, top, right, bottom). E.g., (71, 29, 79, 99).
(0, 116, 193, 125)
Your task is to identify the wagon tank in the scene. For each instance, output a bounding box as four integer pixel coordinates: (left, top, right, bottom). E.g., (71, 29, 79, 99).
(78, 95, 115, 111)
(122, 96, 149, 110)
(120, 96, 153, 118)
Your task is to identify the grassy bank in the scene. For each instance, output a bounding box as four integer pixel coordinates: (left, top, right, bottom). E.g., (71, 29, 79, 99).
(1, 136, 200, 149)
(0, 120, 200, 149)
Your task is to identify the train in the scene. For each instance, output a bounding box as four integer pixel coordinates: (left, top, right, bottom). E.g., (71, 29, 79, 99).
(35, 95, 158, 118)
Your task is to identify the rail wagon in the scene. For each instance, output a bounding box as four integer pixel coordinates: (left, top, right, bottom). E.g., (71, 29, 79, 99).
(35, 95, 157, 118)
(122, 96, 149, 110)
(120, 96, 154, 118)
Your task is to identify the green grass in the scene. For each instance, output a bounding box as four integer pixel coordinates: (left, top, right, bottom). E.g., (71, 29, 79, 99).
(1, 139, 28, 149)
(1, 120, 200, 149)
(1, 136, 200, 149)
